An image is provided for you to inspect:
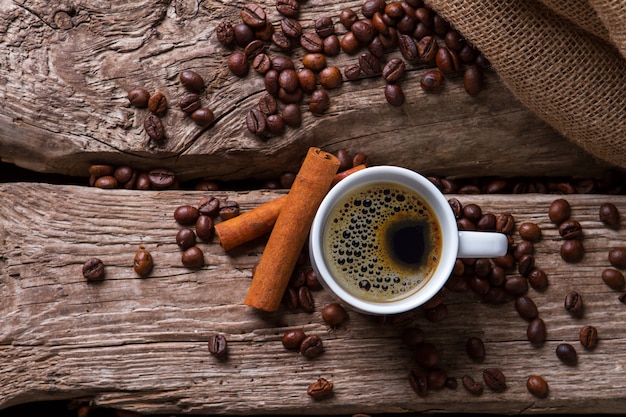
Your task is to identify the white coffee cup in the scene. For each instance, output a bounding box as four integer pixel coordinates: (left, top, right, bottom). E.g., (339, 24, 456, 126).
(309, 166, 508, 315)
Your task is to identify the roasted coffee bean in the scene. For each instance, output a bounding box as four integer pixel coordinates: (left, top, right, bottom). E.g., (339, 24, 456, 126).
(196, 215, 215, 241)
(353, 152, 370, 167)
(89, 164, 114, 178)
(219, 200, 240, 220)
(401, 327, 425, 347)
(323, 34, 341, 56)
(415, 342, 438, 369)
(302, 53, 327, 72)
(336, 149, 353, 171)
(420, 69, 444, 91)
(470, 276, 490, 296)
(398, 34, 418, 62)
(463, 65, 483, 96)
(527, 317, 547, 345)
(417, 36, 437, 63)
(457, 217, 476, 231)
(179, 93, 202, 114)
(483, 368, 506, 392)
(602, 268, 626, 290)
(281, 18, 302, 39)
(477, 213, 497, 231)
(278, 87, 304, 104)
(315, 16, 335, 38)
(179, 70, 204, 92)
(208, 334, 227, 357)
(191, 108, 215, 127)
(435, 47, 460, 74)
(233, 23, 255, 47)
(445, 377, 458, 390)
(340, 31, 361, 54)
(227, 51, 249, 77)
(94, 175, 118, 189)
(282, 287, 299, 310)
(459, 44, 478, 64)
(344, 63, 362, 80)
(608, 247, 626, 268)
(113, 166, 133, 184)
(282, 329, 306, 350)
(560, 240, 584, 263)
(513, 240, 534, 260)
(83, 258, 105, 282)
(244, 39, 265, 60)
(307, 378, 333, 399)
(135, 172, 150, 190)
(181, 246, 204, 268)
(322, 303, 348, 326)
(372, 12, 389, 35)
(599, 202, 620, 229)
(515, 296, 538, 321)
(459, 184, 481, 194)
(309, 89, 330, 115)
(384, 83, 405, 106)
(559, 219, 583, 239)
(362, 0, 385, 17)
(517, 254, 534, 277)
(351, 20, 376, 44)
(462, 375, 483, 395)
(271, 56, 295, 72)
(493, 254, 515, 271)
(133, 249, 153, 277)
(127, 87, 150, 108)
(174, 205, 199, 226)
(579, 325, 598, 349)
(266, 114, 285, 135)
(358, 53, 381, 76)
(176, 228, 196, 251)
(258, 94, 278, 116)
(504, 275, 528, 296)
(427, 368, 447, 391)
(148, 91, 168, 116)
(252, 54, 271, 75)
(489, 265, 506, 287)
(414, 7, 433, 27)
(255, 23, 275, 42)
(278, 69, 299, 92)
(148, 168, 175, 189)
(297, 286, 315, 312)
(276, 0, 299, 18)
(305, 269, 322, 290)
(319, 66, 343, 89)
(518, 222, 541, 242)
(443, 29, 464, 51)
(300, 334, 324, 357)
(300, 32, 324, 53)
(144, 114, 165, 142)
(409, 368, 428, 395)
(240, 3, 266, 29)
(272, 31, 292, 50)
(549, 198, 571, 224)
(528, 268, 549, 290)
(339, 8, 359, 29)
(496, 213, 515, 234)
(466, 337, 485, 361)
(216, 21, 235, 47)
(564, 290, 584, 317)
(555, 343, 578, 366)
(383, 58, 407, 82)
(281, 103, 301, 127)
(526, 375, 548, 398)
(246, 108, 267, 136)
(264, 69, 280, 96)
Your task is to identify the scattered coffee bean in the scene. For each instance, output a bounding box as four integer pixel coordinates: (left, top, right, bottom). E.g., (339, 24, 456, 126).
(174, 205, 199, 226)
(216, 21, 235, 47)
(602, 268, 626, 290)
(297, 286, 315, 312)
(463, 65, 483, 95)
(133, 249, 154, 277)
(182, 246, 204, 268)
(113, 166, 133, 184)
(408, 368, 428, 395)
(315, 16, 335, 38)
(281, 18, 302, 39)
(398, 34, 418, 62)
(276, 0, 299, 18)
(272, 31, 292, 51)
(208, 334, 228, 357)
(526, 375, 548, 398)
(496, 213, 515, 234)
(191, 108, 215, 127)
(309, 89, 330, 115)
(198, 196, 220, 217)
(318, 66, 343, 89)
(144, 114, 165, 142)
(579, 325, 598, 349)
(147, 91, 168, 116)
(94, 175, 118, 189)
(176, 228, 196, 251)
(465, 337, 485, 362)
(417, 36, 438, 63)
(462, 374, 483, 395)
(300, 334, 324, 358)
(195, 215, 215, 241)
(148, 168, 176, 189)
(563, 290, 584, 316)
(307, 377, 333, 399)
(515, 296, 538, 321)
(415, 342, 439, 369)
(339, 8, 359, 30)
(527, 317, 547, 345)
(428, 368, 448, 390)
(483, 368, 506, 392)
(560, 240, 585, 263)
(219, 200, 240, 220)
(559, 219, 583, 239)
(599, 202, 620, 229)
(228, 51, 249, 77)
(300, 32, 324, 53)
(528, 268, 548, 290)
(240, 3, 266, 29)
(504, 275, 528, 297)
(517, 254, 534, 277)
(549, 198, 571, 224)
(82, 258, 105, 282)
(323, 35, 341, 56)
(420, 69, 444, 91)
(179, 93, 202, 114)
(513, 240, 534, 260)
(401, 327, 425, 347)
(344, 63, 362, 80)
(608, 247, 626, 268)
(555, 343, 577, 366)
(518, 222, 542, 242)
(322, 303, 348, 326)
(435, 47, 460, 74)
(89, 164, 114, 178)
(246, 108, 267, 137)
(127, 87, 150, 108)
(179, 70, 204, 92)
(281, 103, 301, 127)
(282, 329, 306, 350)
(384, 83, 405, 106)
(340, 31, 361, 54)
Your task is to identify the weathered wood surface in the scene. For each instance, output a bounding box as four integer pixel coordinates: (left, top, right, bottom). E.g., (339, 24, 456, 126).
(2, 182, 626, 415)
(0, 0, 615, 182)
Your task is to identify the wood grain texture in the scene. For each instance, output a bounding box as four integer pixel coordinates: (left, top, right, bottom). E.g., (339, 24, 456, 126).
(0, 0, 614, 181)
(2, 182, 626, 414)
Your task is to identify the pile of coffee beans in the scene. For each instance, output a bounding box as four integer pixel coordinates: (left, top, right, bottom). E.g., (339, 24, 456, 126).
(216, 0, 491, 139)
(88, 164, 179, 190)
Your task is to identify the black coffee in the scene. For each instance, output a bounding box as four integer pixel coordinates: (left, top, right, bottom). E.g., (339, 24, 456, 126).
(323, 182, 442, 302)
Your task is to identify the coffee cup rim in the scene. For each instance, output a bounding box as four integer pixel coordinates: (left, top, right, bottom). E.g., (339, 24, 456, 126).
(309, 165, 459, 315)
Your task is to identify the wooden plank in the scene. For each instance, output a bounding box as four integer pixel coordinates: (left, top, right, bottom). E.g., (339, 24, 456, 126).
(1, 182, 626, 414)
(0, 1, 614, 181)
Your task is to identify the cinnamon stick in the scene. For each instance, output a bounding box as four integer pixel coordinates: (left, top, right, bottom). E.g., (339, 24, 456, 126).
(215, 164, 366, 251)
(244, 147, 340, 312)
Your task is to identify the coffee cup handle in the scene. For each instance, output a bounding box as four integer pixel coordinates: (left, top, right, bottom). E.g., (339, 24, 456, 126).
(457, 231, 509, 258)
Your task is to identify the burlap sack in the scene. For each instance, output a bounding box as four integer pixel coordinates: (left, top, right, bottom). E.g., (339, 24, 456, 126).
(426, 0, 626, 170)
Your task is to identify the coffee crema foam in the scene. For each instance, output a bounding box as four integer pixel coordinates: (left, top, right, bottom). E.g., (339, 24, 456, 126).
(323, 182, 442, 303)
